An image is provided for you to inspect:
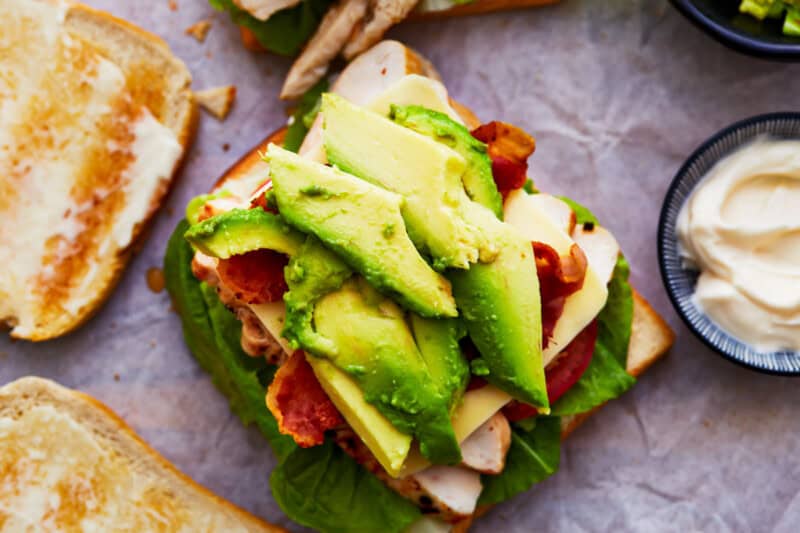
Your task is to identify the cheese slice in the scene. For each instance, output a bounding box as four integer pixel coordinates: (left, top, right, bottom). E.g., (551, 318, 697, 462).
(504, 189, 609, 366)
(250, 302, 412, 477)
(367, 75, 463, 123)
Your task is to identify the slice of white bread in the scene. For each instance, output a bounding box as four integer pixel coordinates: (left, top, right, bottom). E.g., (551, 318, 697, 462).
(0, 0, 197, 341)
(0, 376, 285, 532)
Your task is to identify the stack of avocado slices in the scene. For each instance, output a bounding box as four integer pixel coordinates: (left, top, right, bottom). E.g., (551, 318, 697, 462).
(166, 91, 637, 533)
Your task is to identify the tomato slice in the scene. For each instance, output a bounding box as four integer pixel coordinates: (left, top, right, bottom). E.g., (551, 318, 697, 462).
(216, 249, 288, 304)
(503, 320, 598, 422)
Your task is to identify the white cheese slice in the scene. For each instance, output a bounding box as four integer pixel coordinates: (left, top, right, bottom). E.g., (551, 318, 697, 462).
(366, 75, 463, 123)
(504, 189, 610, 366)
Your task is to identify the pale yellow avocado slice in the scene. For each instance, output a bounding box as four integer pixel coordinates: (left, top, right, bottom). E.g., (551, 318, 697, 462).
(322, 93, 489, 271)
(249, 301, 412, 477)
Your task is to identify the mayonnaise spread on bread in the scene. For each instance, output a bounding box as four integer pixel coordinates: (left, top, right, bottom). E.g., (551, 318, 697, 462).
(677, 139, 800, 352)
(0, 0, 182, 337)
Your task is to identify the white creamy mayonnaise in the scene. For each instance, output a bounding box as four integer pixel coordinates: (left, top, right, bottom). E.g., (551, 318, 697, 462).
(677, 138, 800, 352)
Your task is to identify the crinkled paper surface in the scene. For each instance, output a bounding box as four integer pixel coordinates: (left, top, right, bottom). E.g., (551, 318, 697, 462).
(2, 1, 800, 531)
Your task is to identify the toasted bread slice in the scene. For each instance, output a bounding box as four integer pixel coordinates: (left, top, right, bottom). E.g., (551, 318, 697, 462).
(0, 0, 197, 341)
(0, 377, 284, 532)
(410, 0, 559, 19)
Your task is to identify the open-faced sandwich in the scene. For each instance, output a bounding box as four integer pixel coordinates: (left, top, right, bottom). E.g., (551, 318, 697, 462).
(210, 0, 559, 100)
(165, 40, 674, 533)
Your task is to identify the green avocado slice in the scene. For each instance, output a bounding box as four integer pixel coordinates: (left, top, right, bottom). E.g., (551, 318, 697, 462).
(267, 144, 457, 319)
(184, 208, 306, 259)
(387, 107, 549, 410)
(322, 93, 496, 271)
(447, 223, 548, 410)
(390, 104, 504, 220)
(283, 238, 461, 464)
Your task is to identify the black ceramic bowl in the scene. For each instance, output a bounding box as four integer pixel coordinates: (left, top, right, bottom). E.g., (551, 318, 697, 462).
(670, 0, 800, 60)
(658, 112, 800, 375)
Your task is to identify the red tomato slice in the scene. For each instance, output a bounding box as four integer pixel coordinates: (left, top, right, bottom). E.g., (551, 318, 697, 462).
(216, 249, 288, 304)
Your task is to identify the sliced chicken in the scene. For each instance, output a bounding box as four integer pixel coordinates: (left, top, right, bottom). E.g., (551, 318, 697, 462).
(411, 466, 483, 520)
(572, 223, 620, 284)
(280, 0, 369, 100)
(335, 428, 482, 522)
(299, 40, 442, 160)
(233, 0, 301, 21)
(526, 193, 577, 235)
(342, 0, 420, 60)
(460, 412, 511, 475)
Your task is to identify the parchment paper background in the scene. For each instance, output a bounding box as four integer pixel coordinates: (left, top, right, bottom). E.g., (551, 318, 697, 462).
(3, 1, 800, 531)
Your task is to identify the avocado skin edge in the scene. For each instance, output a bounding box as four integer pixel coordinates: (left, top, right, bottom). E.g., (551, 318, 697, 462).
(184, 208, 305, 259)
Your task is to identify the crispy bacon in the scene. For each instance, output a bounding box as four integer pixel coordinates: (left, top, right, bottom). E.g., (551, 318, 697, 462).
(503, 320, 598, 422)
(266, 351, 344, 447)
(533, 242, 588, 350)
(216, 249, 288, 304)
(471, 121, 536, 198)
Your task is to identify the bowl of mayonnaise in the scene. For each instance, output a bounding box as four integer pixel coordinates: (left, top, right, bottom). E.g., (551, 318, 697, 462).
(659, 112, 800, 374)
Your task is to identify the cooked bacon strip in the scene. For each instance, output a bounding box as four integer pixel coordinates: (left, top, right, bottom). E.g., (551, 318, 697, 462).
(471, 121, 536, 198)
(217, 249, 289, 304)
(503, 320, 598, 422)
(533, 242, 588, 349)
(267, 351, 344, 447)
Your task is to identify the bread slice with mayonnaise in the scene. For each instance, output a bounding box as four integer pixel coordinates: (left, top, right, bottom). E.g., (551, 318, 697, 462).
(0, 376, 284, 532)
(0, 0, 197, 341)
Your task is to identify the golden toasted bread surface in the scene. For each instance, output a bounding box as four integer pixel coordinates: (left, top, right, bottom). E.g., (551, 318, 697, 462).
(0, 0, 196, 341)
(0, 377, 285, 532)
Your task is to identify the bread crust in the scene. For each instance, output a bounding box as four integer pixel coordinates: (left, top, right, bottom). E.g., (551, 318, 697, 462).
(0, 377, 284, 531)
(409, 0, 559, 20)
(5, 2, 197, 341)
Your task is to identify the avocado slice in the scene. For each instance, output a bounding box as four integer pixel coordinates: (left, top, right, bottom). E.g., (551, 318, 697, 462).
(282, 238, 461, 464)
(322, 93, 495, 271)
(409, 315, 469, 413)
(184, 208, 306, 259)
(267, 144, 457, 319)
(447, 203, 549, 410)
(390, 105, 503, 220)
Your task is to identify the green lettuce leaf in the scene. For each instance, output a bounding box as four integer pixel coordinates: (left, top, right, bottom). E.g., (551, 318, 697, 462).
(164, 219, 297, 460)
(271, 440, 421, 533)
(209, 0, 332, 56)
(478, 416, 561, 506)
(550, 198, 636, 416)
(284, 79, 328, 153)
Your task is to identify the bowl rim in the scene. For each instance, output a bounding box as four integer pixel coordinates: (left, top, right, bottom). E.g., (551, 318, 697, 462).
(657, 111, 800, 376)
(670, 0, 800, 60)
